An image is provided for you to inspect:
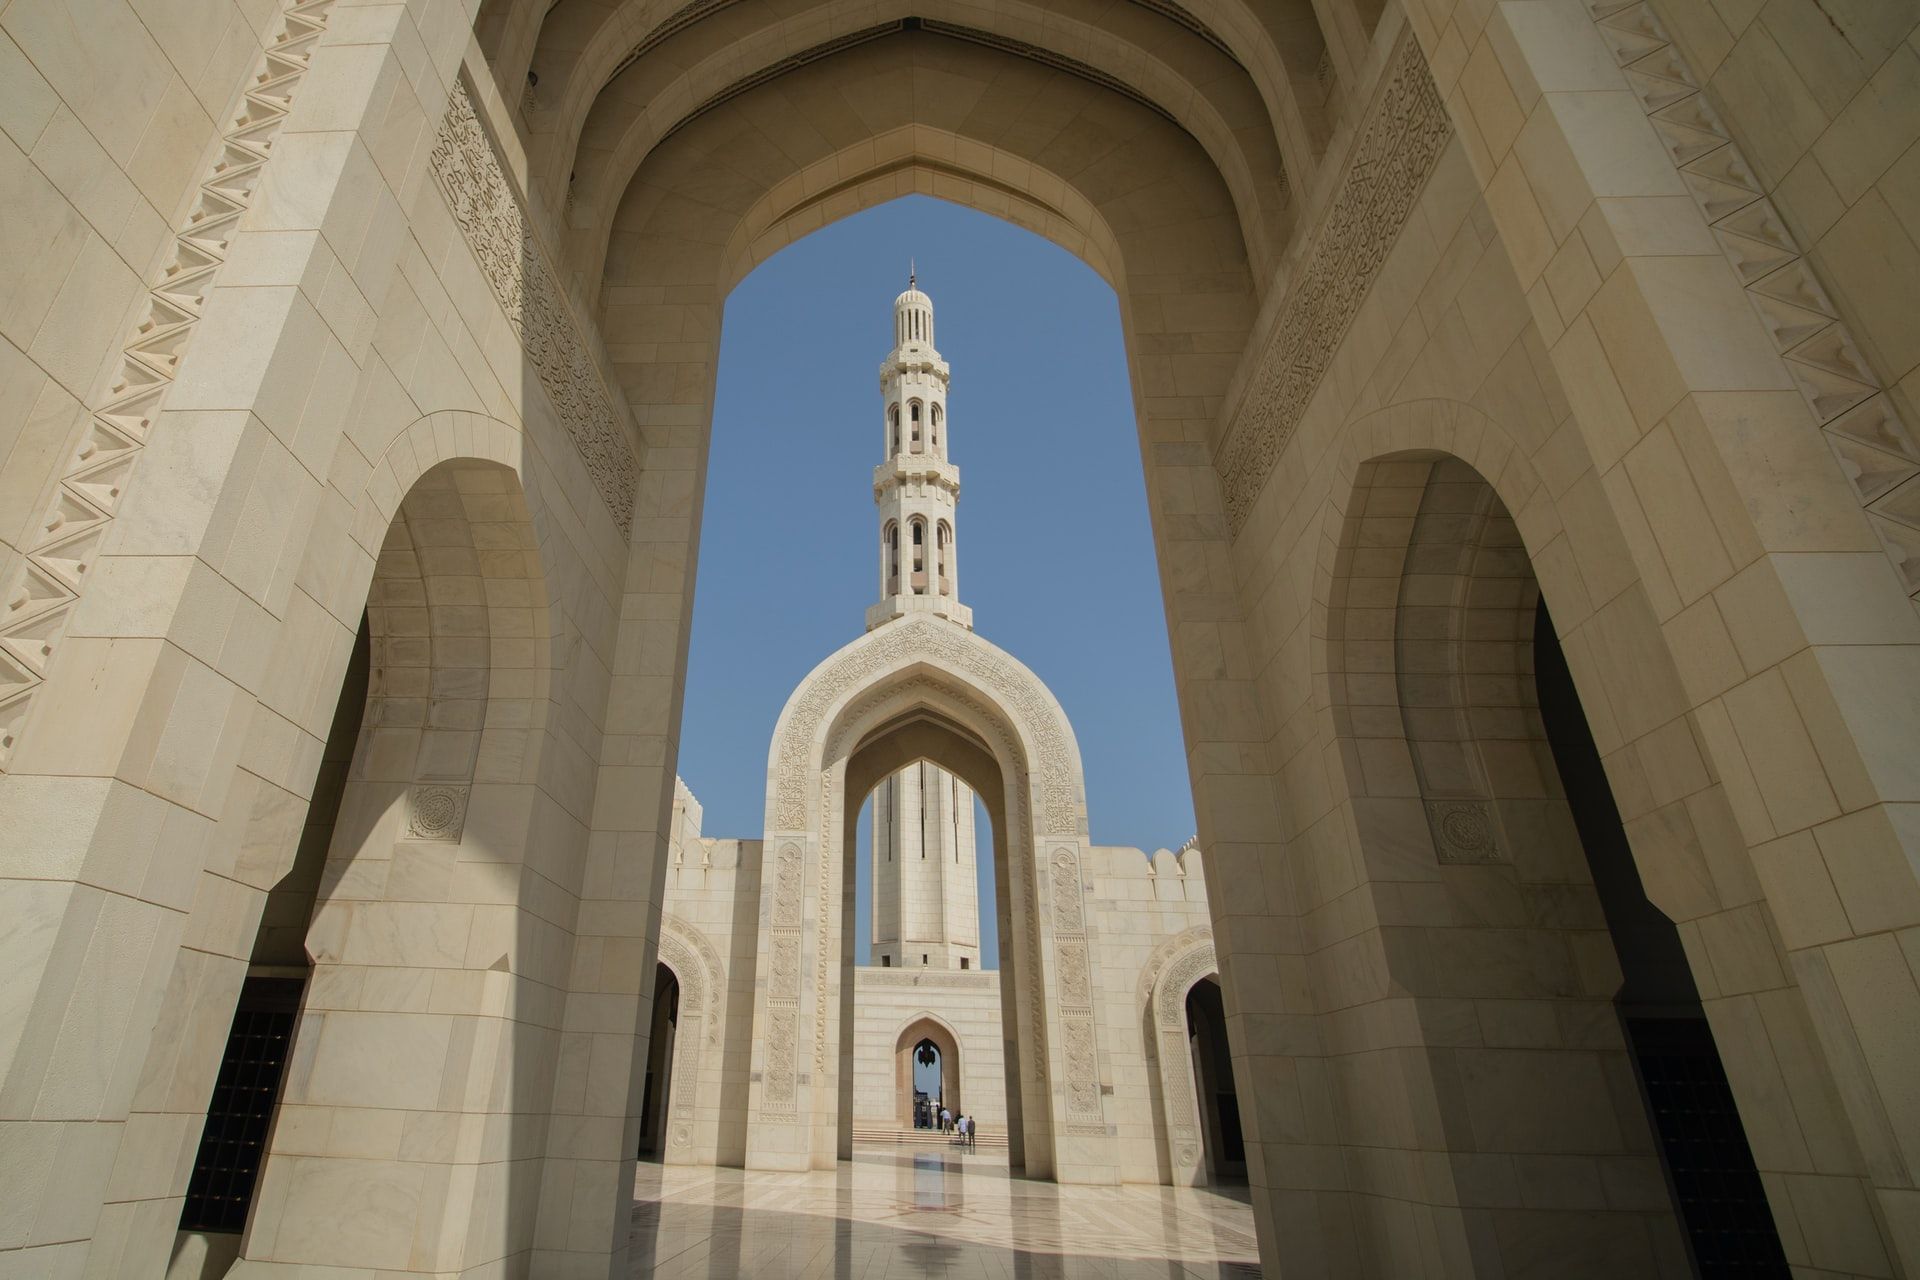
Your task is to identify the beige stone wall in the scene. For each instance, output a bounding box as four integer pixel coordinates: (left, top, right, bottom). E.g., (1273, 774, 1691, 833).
(659, 786, 761, 1167)
(660, 809, 1218, 1181)
(1085, 847, 1216, 1185)
(848, 971, 1009, 1134)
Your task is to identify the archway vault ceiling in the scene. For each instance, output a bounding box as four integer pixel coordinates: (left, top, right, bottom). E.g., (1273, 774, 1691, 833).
(503, 0, 1294, 292)
(572, 32, 1265, 353)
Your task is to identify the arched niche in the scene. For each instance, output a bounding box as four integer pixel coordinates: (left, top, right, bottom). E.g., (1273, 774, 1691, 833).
(654, 916, 727, 1165)
(744, 615, 1116, 1184)
(1140, 927, 1220, 1187)
(894, 1014, 963, 1127)
(235, 454, 570, 1274)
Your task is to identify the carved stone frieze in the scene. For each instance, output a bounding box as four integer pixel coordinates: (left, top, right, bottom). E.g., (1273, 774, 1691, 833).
(773, 843, 803, 924)
(1137, 925, 1214, 1013)
(1062, 1014, 1100, 1119)
(812, 771, 833, 1081)
(764, 1006, 797, 1106)
(428, 81, 638, 532)
(859, 970, 998, 989)
(770, 936, 799, 991)
(1216, 34, 1452, 534)
(1056, 941, 1091, 1007)
(1049, 848, 1085, 933)
(1155, 944, 1219, 1028)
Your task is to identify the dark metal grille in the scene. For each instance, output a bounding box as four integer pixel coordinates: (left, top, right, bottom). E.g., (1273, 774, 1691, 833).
(179, 977, 303, 1233)
(1628, 1016, 1789, 1277)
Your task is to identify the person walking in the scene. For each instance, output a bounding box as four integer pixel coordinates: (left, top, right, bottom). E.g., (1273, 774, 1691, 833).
(940, 1105, 952, 1135)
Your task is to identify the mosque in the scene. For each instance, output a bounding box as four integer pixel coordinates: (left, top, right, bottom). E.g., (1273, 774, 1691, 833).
(1, 0, 1917, 1272)
(642, 282, 1232, 1184)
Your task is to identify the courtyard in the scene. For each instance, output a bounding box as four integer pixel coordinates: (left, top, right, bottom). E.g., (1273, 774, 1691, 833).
(630, 1149, 1261, 1279)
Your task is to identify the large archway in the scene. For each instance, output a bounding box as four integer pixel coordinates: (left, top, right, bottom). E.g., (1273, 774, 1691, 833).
(12, 0, 1916, 1267)
(745, 614, 1116, 1182)
(234, 456, 566, 1272)
(1313, 448, 1788, 1275)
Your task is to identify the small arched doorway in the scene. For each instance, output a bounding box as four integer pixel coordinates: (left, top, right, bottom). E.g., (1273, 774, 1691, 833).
(895, 1015, 961, 1128)
(637, 963, 680, 1158)
(1184, 978, 1245, 1181)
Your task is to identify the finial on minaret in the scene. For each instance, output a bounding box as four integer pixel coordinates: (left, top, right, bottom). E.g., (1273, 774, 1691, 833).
(909, 258, 916, 288)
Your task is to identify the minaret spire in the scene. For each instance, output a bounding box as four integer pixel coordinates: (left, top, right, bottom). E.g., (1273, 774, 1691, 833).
(868, 279, 971, 630)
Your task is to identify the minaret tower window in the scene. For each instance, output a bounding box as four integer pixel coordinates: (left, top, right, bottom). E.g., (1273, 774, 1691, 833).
(930, 404, 941, 451)
(884, 521, 899, 595)
(911, 519, 926, 594)
(890, 405, 900, 454)
(910, 401, 922, 451)
(936, 522, 950, 595)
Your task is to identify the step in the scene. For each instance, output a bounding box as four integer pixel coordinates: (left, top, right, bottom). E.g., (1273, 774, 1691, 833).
(851, 1126, 1007, 1149)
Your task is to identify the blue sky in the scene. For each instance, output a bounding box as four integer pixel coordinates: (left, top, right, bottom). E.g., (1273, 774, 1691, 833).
(677, 196, 1194, 966)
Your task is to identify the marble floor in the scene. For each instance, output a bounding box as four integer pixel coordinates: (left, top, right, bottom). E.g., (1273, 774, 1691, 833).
(630, 1149, 1262, 1279)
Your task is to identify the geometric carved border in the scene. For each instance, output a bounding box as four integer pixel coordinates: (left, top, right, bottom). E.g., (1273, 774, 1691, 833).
(1588, 0, 1920, 606)
(1216, 33, 1453, 535)
(0, 0, 338, 772)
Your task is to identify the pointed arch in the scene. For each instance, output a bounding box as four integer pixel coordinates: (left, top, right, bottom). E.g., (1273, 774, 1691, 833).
(1139, 927, 1218, 1185)
(654, 916, 727, 1164)
(746, 615, 1112, 1182)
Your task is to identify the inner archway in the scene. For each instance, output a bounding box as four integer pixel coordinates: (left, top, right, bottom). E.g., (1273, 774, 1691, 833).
(834, 706, 1040, 1172)
(745, 614, 1120, 1183)
(1321, 451, 1789, 1274)
(1184, 978, 1245, 1183)
(636, 963, 680, 1158)
(896, 1018, 961, 1128)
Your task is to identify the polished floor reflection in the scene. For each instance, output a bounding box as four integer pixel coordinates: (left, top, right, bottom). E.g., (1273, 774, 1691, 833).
(631, 1149, 1262, 1278)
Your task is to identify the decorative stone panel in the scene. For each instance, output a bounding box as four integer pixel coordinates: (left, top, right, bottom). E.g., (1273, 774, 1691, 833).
(405, 784, 469, 841)
(428, 81, 639, 533)
(1425, 798, 1503, 865)
(1216, 34, 1453, 534)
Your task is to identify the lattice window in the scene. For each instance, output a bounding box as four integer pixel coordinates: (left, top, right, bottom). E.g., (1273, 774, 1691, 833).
(179, 977, 303, 1233)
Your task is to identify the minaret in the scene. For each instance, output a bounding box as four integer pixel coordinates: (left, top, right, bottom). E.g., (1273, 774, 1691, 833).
(867, 269, 972, 632)
(869, 272, 982, 971)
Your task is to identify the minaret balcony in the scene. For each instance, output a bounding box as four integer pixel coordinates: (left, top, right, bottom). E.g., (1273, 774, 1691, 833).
(877, 355, 949, 382)
(865, 594, 973, 632)
(873, 458, 959, 493)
